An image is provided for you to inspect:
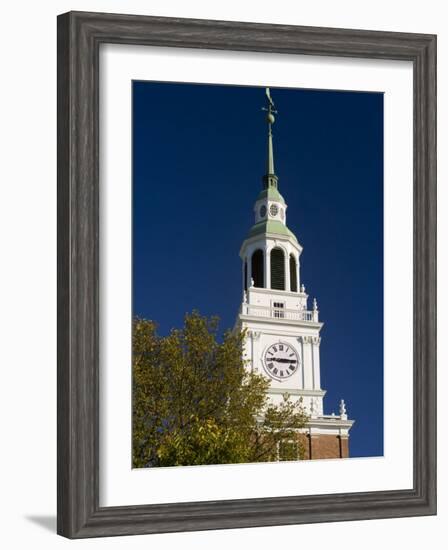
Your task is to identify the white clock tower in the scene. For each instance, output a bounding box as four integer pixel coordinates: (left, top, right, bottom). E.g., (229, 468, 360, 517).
(236, 89, 354, 459)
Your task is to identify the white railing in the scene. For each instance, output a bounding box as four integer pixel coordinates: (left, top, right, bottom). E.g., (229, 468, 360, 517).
(241, 304, 318, 322)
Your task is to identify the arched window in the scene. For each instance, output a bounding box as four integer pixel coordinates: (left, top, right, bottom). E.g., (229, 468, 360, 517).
(289, 254, 298, 292)
(270, 247, 285, 290)
(244, 260, 248, 291)
(251, 249, 264, 288)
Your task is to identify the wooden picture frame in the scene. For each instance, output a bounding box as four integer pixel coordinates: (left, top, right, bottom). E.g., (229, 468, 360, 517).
(57, 10, 437, 538)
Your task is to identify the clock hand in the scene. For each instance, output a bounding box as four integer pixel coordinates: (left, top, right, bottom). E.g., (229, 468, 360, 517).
(270, 358, 297, 364)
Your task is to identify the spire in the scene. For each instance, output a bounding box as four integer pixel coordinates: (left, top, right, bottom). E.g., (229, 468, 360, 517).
(262, 87, 279, 190)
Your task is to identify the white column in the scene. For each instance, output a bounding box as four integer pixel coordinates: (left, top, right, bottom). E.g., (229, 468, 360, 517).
(251, 331, 260, 373)
(247, 253, 252, 291)
(312, 337, 321, 390)
(302, 337, 314, 389)
(243, 331, 251, 370)
(249, 331, 254, 372)
(265, 246, 271, 289)
(285, 251, 291, 291)
(299, 337, 305, 389)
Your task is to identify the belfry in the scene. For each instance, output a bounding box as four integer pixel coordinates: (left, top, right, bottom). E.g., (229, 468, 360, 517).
(236, 88, 354, 460)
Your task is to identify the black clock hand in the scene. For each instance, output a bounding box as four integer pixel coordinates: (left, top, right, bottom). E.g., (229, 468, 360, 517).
(270, 358, 297, 364)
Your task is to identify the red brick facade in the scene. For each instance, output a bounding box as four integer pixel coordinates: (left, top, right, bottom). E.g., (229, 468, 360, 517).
(300, 433, 349, 460)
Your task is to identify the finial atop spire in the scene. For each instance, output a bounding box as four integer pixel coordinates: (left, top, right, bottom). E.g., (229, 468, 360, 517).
(339, 399, 347, 420)
(262, 87, 278, 190)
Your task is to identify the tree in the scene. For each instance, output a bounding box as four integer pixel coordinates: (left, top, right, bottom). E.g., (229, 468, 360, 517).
(133, 311, 309, 467)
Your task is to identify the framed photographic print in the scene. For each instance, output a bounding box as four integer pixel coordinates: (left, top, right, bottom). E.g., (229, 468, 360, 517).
(57, 11, 437, 538)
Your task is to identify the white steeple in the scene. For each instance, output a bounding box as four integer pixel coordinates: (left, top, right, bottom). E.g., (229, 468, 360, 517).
(240, 88, 303, 296)
(236, 87, 354, 460)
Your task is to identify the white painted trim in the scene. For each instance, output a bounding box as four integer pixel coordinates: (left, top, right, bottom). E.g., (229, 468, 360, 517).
(268, 388, 327, 397)
(240, 314, 323, 329)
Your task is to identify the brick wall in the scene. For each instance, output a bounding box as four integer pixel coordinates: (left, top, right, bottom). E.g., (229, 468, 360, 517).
(254, 432, 349, 461)
(302, 434, 350, 460)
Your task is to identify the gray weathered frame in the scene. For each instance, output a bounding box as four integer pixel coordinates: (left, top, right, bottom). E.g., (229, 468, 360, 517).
(57, 10, 437, 538)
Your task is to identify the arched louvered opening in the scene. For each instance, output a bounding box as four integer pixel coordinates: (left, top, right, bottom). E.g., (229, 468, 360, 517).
(251, 249, 264, 288)
(244, 260, 248, 291)
(270, 247, 285, 290)
(289, 255, 298, 292)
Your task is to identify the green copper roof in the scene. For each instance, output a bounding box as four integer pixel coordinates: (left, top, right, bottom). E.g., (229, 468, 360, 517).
(247, 219, 298, 242)
(256, 186, 286, 205)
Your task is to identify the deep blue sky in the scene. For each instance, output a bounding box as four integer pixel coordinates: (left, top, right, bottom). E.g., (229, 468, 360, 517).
(133, 81, 383, 459)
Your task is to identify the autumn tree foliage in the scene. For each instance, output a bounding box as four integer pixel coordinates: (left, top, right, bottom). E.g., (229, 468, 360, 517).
(133, 312, 308, 468)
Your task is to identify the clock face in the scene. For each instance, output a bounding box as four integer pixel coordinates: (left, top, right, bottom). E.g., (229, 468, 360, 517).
(269, 204, 278, 217)
(263, 343, 299, 380)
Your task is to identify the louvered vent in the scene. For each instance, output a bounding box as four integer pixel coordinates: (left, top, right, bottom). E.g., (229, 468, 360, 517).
(251, 249, 264, 288)
(270, 248, 285, 290)
(290, 255, 297, 292)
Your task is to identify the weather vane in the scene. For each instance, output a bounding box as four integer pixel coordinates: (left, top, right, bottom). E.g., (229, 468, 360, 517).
(262, 87, 278, 129)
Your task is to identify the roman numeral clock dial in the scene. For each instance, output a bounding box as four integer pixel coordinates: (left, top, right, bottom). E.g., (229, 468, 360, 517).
(263, 343, 300, 381)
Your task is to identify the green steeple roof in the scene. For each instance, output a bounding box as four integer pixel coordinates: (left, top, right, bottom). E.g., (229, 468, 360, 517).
(247, 219, 298, 242)
(256, 186, 286, 205)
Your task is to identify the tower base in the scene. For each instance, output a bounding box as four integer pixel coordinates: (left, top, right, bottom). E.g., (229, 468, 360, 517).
(300, 432, 349, 460)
